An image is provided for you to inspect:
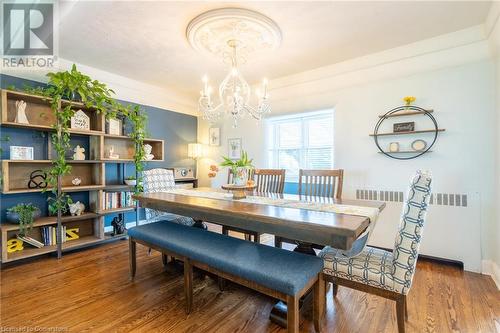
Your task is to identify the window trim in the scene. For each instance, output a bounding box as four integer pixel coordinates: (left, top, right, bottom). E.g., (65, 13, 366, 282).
(267, 110, 334, 183)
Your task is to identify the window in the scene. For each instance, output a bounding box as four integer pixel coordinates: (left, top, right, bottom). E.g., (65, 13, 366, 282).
(267, 110, 334, 182)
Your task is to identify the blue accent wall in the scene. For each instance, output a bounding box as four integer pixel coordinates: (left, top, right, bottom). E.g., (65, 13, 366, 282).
(0, 74, 197, 227)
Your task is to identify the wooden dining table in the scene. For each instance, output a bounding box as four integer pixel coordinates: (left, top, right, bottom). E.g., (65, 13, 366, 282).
(133, 187, 386, 327)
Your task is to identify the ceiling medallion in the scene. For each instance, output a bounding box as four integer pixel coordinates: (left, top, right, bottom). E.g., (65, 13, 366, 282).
(186, 8, 282, 127)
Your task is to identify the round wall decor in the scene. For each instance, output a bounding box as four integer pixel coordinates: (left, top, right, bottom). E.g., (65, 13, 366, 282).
(372, 105, 443, 160)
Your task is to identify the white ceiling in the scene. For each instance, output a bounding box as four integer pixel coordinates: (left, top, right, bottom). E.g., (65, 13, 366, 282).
(59, 1, 492, 100)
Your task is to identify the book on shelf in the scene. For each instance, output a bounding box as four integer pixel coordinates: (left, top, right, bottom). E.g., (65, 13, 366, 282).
(16, 235, 44, 248)
(103, 191, 136, 210)
(40, 226, 67, 246)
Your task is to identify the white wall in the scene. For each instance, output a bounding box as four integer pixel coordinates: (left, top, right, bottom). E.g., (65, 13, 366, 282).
(198, 26, 497, 273)
(487, 2, 500, 284)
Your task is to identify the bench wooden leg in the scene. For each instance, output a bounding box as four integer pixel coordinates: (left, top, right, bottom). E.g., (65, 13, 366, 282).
(218, 277, 227, 291)
(129, 239, 136, 280)
(184, 258, 193, 314)
(222, 226, 229, 236)
(313, 274, 325, 332)
(396, 295, 406, 333)
(161, 253, 169, 266)
(286, 295, 299, 333)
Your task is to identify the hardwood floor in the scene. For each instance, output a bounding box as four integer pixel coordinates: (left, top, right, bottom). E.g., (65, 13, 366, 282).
(1, 227, 499, 333)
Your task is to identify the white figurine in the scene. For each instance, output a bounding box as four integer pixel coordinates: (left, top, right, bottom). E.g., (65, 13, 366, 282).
(69, 201, 85, 216)
(108, 146, 120, 159)
(71, 177, 82, 186)
(143, 144, 154, 160)
(15, 100, 29, 124)
(73, 145, 86, 160)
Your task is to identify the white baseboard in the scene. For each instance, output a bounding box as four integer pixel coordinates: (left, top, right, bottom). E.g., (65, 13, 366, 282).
(482, 260, 500, 289)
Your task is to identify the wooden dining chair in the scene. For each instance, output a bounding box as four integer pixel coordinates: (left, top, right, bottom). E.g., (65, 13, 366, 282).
(275, 169, 344, 248)
(223, 169, 286, 243)
(253, 168, 286, 193)
(298, 169, 343, 198)
(319, 171, 432, 333)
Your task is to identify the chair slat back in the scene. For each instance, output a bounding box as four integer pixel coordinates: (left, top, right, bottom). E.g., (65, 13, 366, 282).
(254, 169, 286, 193)
(298, 169, 343, 199)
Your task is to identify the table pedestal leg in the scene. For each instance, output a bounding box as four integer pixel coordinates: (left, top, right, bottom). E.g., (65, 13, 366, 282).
(269, 242, 316, 328)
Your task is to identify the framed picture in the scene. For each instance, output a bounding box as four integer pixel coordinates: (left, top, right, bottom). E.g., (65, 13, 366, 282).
(228, 138, 242, 160)
(107, 118, 123, 135)
(10, 146, 34, 160)
(209, 127, 220, 146)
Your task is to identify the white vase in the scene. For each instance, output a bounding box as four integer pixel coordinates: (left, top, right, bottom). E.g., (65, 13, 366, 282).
(233, 167, 248, 186)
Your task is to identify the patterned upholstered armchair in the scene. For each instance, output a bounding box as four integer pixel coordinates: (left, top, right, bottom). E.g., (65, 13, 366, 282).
(319, 170, 432, 333)
(142, 168, 195, 227)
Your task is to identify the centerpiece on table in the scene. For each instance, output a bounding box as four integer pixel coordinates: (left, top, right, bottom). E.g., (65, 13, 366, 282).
(220, 151, 256, 199)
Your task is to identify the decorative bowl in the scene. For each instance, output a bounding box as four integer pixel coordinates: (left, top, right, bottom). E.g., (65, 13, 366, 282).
(124, 179, 137, 186)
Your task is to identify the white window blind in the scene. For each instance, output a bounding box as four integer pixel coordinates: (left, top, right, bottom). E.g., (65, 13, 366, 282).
(267, 110, 334, 182)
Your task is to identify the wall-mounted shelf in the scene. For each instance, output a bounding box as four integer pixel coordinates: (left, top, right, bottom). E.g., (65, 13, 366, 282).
(378, 109, 433, 118)
(369, 129, 445, 137)
(377, 150, 433, 154)
(372, 105, 444, 160)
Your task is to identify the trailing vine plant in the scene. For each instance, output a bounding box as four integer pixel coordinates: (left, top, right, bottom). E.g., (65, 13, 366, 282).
(24, 65, 147, 218)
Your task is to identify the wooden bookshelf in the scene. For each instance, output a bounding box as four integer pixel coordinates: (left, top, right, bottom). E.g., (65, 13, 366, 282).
(1, 160, 105, 194)
(0, 212, 100, 231)
(0, 88, 165, 263)
(100, 207, 135, 215)
(1, 213, 103, 263)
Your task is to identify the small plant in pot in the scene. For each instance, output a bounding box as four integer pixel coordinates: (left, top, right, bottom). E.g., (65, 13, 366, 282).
(124, 176, 137, 186)
(220, 151, 254, 186)
(48, 194, 73, 217)
(6, 203, 41, 236)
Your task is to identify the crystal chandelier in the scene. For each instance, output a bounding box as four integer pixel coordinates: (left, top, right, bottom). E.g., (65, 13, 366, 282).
(199, 40, 270, 127)
(186, 8, 282, 127)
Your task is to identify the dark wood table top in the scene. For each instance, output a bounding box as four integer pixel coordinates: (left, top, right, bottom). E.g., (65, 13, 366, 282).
(134, 188, 386, 250)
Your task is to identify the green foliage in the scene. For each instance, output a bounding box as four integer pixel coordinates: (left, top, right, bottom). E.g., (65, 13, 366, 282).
(220, 151, 254, 175)
(21, 64, 148, 219)
(48, 193, 73, 216)
(125, 175, 136, 180)
(7, 203, 38, 236)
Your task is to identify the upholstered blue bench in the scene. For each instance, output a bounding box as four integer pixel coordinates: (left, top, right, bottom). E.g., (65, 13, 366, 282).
(128, 220, 325, 333)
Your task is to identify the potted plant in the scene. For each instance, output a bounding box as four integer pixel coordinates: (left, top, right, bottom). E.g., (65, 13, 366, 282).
(6, 203, 41, 236)
(220, 151, 254, 185)
(124, 176, 137, 186)
(48, 194, 73, 217)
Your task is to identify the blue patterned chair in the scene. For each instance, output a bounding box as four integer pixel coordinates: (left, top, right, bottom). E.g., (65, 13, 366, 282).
(319, 170, 432, 333)
(142, 168, 195, 227)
